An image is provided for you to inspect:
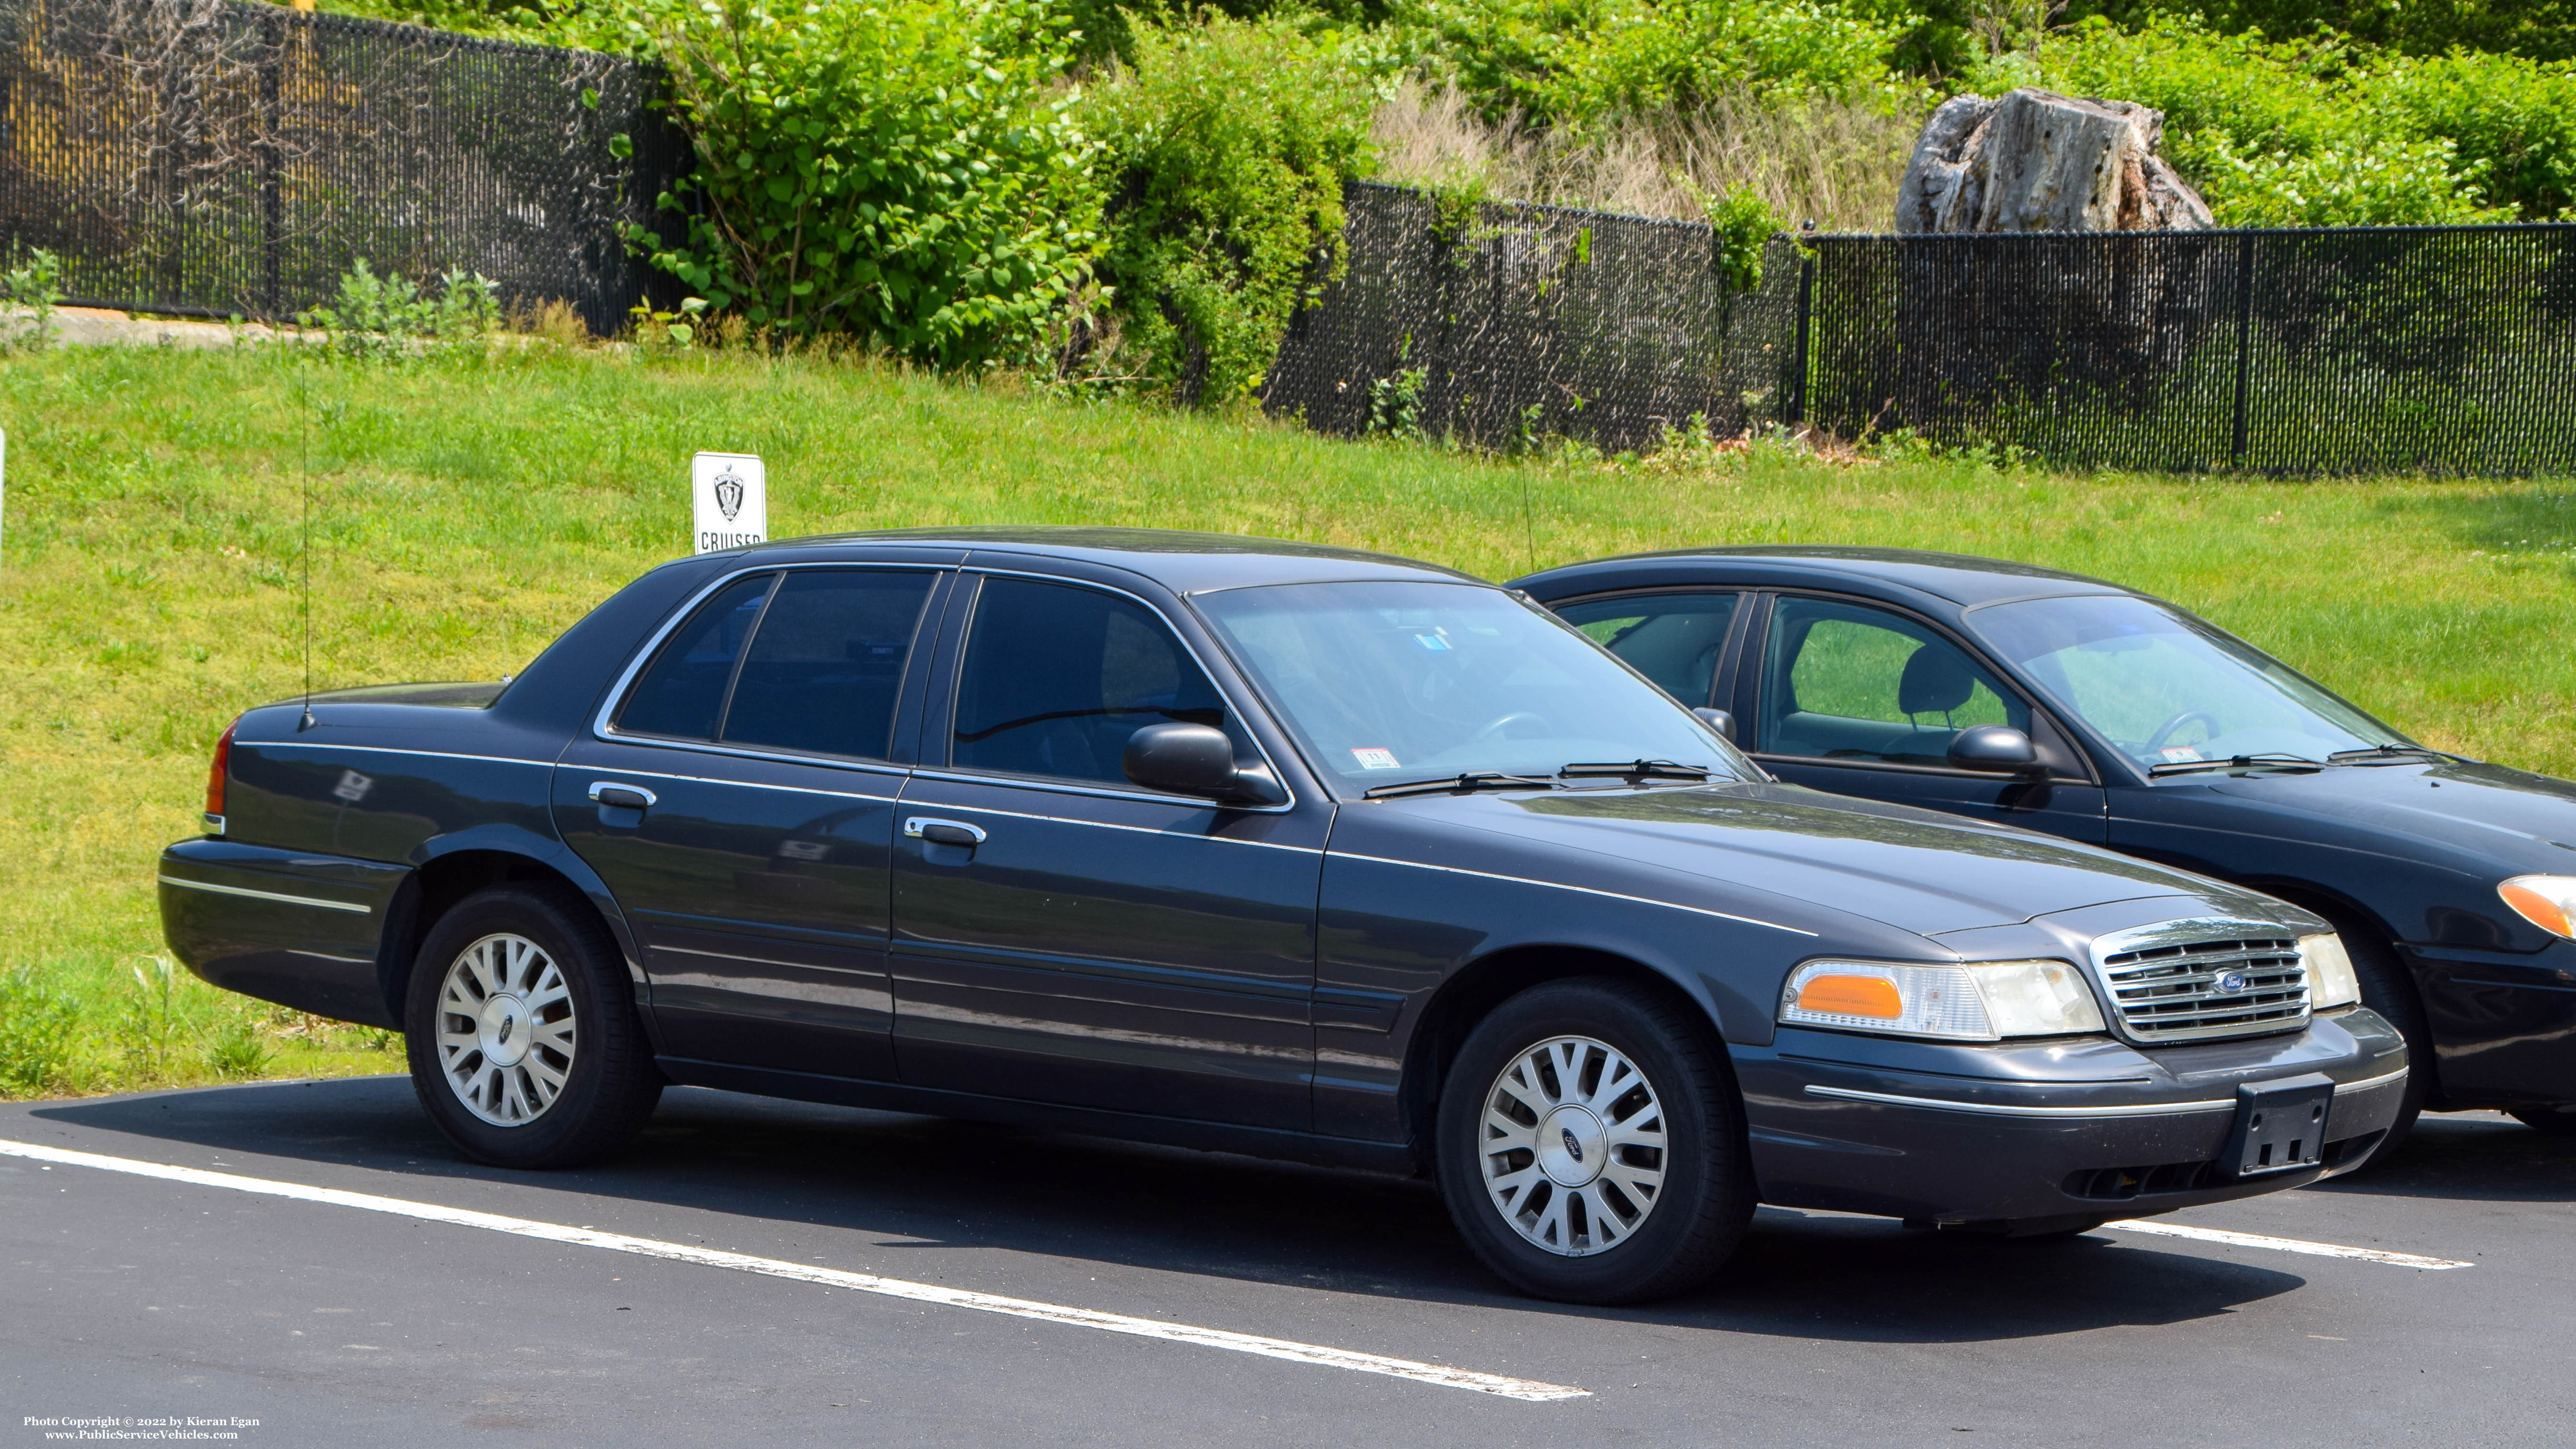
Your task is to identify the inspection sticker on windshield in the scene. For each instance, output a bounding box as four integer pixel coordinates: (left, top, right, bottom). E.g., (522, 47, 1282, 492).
(2160, 747, 2204, 762)
(1414, 632, 1451, 651)
(1351, 747, 1403, 770)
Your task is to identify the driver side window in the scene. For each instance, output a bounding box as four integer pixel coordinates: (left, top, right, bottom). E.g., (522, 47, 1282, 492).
(1759, 597, 2026, 765)
(951, 577, 1226, 786)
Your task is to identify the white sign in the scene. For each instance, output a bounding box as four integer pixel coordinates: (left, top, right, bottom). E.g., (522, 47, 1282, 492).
(692, 451, 767, 554)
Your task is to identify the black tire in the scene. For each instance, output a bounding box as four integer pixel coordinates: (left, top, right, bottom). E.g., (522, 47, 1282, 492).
(2326, 913, 2433, 1164)
(2508, 1105, 2576, 1137)
(404, 883, 661, 1169)
(1434, 978, 1754, 1305)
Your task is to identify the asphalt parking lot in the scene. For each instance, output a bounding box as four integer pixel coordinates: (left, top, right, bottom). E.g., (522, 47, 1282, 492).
(4, 1078, 2569, 1448)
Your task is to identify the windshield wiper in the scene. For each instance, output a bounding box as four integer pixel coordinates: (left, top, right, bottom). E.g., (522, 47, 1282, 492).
(2147, 752, 2326, 777)
(2328, 744, 2454, 765)
(1363, 772, 1562, 800)
(1558, 759, 1715, 783)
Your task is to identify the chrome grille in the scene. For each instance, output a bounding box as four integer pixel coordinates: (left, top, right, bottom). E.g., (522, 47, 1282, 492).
(2098, 933, 2308, 1043)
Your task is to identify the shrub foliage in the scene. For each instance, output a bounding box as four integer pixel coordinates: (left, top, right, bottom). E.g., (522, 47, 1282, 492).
(1085, 15, 1377, 402)
(620, 0, 1104, 365)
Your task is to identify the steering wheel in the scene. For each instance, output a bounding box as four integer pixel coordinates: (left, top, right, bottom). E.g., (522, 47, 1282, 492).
(1468, 711, 1550, 745)
(2147, 709, 2219, 751)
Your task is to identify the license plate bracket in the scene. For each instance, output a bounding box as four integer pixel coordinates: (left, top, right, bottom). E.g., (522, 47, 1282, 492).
(2225, 1072, 2335, 1176)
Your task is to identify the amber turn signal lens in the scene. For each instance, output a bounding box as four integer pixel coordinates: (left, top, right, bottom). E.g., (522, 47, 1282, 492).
(2499, 879, 2576, 939)
(1796, 973, 1904, 1019)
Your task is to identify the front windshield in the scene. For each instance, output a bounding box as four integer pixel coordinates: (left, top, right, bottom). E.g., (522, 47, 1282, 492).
(1972, 594, 2406, 772)
(1192, 580, 1747, 794)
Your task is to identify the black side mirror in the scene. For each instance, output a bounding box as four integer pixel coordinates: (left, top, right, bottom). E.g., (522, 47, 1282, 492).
(1949, 724, 2041, 774)
(1124, 723, 1244, 798)
(1693, 707, 1736, 743)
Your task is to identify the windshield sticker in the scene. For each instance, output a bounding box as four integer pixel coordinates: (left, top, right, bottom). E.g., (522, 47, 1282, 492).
(1414, 632, 1451, 651)
(2159, 746, 2205, 762)
(1350, 747, 1403, 770)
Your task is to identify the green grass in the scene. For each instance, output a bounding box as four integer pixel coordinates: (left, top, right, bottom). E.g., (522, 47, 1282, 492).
(4, 338, 2574, 1098)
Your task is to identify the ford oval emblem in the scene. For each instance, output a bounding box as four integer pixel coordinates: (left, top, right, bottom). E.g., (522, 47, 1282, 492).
(2215, 970, 2249, 994)
(1560, 1128, 1584, 1162)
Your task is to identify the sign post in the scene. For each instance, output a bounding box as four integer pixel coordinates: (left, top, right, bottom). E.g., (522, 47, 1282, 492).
(691, 451, 767, 554)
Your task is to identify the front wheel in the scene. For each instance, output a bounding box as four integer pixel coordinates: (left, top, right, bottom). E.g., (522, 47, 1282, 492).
(404, 883, 661, 1169)
(1435, 978, 1754, 1304)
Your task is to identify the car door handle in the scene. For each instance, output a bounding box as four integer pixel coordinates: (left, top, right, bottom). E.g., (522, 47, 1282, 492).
(903, 816, 986, 847)
(589, 782, 658, 811)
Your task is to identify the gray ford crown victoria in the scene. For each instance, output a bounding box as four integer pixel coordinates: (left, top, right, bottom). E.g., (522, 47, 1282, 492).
(159, 528, 2407, 1303)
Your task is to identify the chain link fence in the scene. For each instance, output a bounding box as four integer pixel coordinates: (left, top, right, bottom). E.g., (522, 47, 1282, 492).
(0, 0, 687, 332)
(1271, 183, 2576, 476)
(1265, 183, 1806, 455)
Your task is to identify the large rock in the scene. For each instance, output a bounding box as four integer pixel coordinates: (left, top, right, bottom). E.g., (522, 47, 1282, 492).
(1895, 88, 2213, 233)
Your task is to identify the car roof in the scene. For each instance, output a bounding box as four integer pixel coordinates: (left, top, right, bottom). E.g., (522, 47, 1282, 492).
(727, 526, 1481, 594)
(1514, 545, 2136, 608)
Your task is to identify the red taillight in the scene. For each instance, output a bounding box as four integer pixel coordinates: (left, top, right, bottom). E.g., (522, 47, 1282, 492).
(204, 715, 240, 825)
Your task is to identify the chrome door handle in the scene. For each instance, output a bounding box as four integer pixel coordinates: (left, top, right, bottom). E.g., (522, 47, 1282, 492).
(589, 782, 658, 810)
(903, 816, 987, 847)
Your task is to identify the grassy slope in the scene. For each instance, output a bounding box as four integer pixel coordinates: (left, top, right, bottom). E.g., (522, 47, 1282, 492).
(3, 340, 2572, 1095)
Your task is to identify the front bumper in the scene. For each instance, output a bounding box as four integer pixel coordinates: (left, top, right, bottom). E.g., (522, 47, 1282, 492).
(1735, 1007, 2409, 1227)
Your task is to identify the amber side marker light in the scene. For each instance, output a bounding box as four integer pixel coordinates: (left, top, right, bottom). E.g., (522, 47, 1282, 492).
(2499, 877, 2576, 939)
(1796, 974, 1904, 1020)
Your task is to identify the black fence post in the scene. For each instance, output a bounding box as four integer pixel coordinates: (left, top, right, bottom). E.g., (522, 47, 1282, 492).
(1788, 247, 1816, 428)
(2229, 232, 2256, 470)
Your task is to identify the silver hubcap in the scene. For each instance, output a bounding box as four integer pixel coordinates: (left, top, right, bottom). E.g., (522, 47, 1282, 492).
(1479, 1035, 1668, 1257)
(436, 933, 575, 1127)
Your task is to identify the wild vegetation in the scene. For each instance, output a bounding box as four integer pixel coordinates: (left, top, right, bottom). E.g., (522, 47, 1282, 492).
(266, 0, 2572, 390)
(4, 338, 2576, 1096)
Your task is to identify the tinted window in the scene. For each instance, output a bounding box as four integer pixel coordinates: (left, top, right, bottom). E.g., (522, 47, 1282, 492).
(1556, 593, 1737, 706)
(721, 570, 937, 759)
(615, 574, 776, 739)
(952, 578, 1225, 785)
(1760, 596, 2026, 764)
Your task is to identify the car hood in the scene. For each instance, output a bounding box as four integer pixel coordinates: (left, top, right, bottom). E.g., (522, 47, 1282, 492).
(1382, 781, 2284, 941)
(2200, 757, 2576, 871)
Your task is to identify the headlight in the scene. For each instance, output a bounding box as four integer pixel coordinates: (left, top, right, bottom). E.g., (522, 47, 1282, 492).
(2499, 875, 2576, 940)
(1780, 959, 2106, 1042)
(2299, 933, 2361, 1010)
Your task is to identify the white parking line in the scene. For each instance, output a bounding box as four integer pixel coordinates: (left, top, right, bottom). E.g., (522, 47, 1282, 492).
(0, 1139, 1587, 1402)
(2105, 1218, 2474, 1270)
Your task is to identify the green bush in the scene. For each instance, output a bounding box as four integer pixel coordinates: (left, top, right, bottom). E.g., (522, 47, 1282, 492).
(2082, 0, 2576, 65)
(2378, 50, 2576, 220)
(618, 0, 1105, 365)
(1397, 0, 1908, 126)
(2022, 17, 2516, 226)
(302, 260, 503, 358)
(1082, 13, 1378, 402)
(1699, 184, 1788, 290)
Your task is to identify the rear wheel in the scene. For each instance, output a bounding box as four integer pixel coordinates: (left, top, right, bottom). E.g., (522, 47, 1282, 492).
(1435, 978, 1753, 1304)
(404, 883, 660, 1169)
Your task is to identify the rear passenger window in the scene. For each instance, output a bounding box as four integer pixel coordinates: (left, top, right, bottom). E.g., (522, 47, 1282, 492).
(615, 574, 777, 739)
(1556, 592, 1737, 707)
(720, 570, 937, 759)
(951, 577, 1226, 785)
